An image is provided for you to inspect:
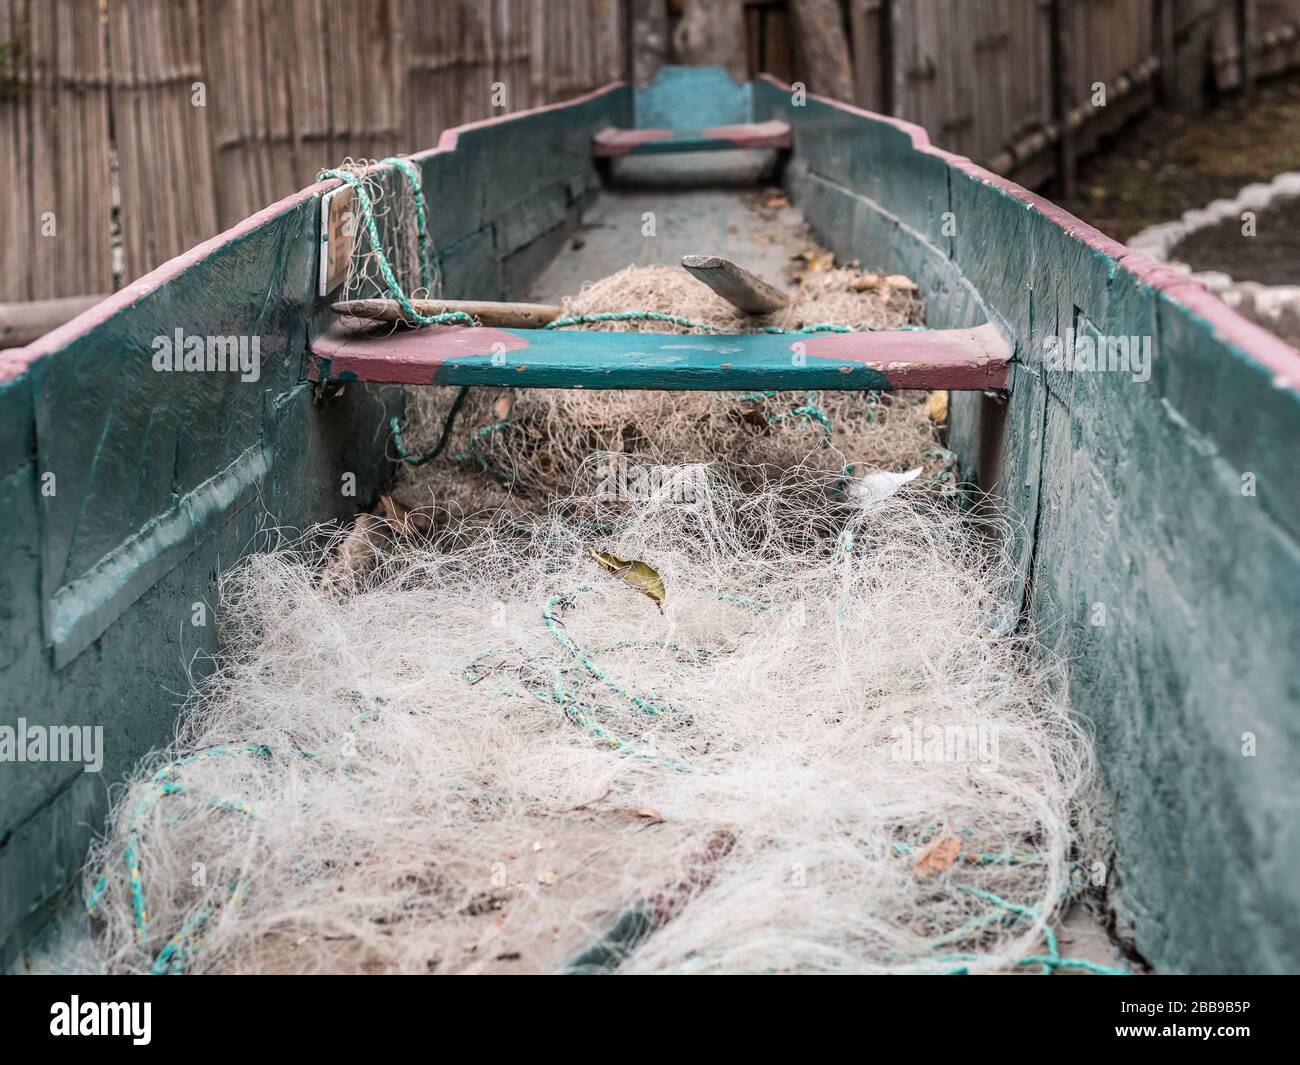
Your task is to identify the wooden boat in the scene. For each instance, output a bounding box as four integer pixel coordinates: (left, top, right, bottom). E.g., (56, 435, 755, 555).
(2, 66, 1297, 974)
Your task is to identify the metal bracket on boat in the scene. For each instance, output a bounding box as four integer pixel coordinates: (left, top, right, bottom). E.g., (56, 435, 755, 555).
(318, 185, 355, 297)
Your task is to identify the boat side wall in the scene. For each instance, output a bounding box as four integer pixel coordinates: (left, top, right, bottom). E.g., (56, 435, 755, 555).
(0, 84, 629, 965)
(0, 189, 404, 965)
(756, 76, 1300, 974)
(410, 84, 631, 301)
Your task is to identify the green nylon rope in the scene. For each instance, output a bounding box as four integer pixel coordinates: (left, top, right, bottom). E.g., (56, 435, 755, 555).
(317, 166, 469, 327)
(389, 387, 471, 466)
(84, 743, 306, 975)
(378, 156, 433, 293)
(954, 886, 1129, 976)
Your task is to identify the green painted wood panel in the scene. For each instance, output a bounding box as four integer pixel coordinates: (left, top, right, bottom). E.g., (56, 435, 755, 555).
(0, 84, 629, 965)
(755, 72, 1300, 973)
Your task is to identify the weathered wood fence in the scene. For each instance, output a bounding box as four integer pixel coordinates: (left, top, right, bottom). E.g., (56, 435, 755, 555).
(3, 0, 1300, 306)
(831, 0, 1300, 192)
(0, 0, 623, 303)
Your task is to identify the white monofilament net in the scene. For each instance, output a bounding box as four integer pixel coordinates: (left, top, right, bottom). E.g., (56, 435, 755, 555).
(84, 461, 1095, 974)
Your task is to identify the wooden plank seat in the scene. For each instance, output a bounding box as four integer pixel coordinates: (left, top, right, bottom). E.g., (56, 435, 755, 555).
(592, 119, 792, 157)
(309, 321, 1010, 392)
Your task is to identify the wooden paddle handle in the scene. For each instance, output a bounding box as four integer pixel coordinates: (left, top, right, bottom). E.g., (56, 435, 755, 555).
(332, 298, 563, 329)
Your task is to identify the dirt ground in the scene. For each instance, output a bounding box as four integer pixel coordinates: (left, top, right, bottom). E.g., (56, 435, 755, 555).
(1171, 192, 1300, 285)
(1057, 73, 1300, 243)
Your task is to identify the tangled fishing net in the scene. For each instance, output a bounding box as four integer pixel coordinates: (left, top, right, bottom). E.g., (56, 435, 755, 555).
(85, 464, 1099, 975)
(393, 264, 949, 518)
(323, 158, 439, 306)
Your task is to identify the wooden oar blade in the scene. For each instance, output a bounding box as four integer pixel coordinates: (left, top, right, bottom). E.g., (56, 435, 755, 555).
(680, 254, 790, 315)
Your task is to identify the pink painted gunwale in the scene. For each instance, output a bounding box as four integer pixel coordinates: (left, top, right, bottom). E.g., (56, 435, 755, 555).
(0, 183, 336, 385)
(413, 81, 627, 161)
(754, 73, 1300, 391)
(1, 80, 628, 387)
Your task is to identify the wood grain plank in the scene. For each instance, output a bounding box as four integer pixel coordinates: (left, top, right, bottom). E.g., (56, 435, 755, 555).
(309, 321, 1012, 391)
(680, 254, 790, 314)
(593, 120, 791, 156)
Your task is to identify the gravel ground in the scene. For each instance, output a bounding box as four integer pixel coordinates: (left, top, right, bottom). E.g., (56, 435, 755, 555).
(1057, 73, 1300, 243)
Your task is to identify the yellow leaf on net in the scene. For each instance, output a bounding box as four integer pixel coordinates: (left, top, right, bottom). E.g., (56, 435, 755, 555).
(588, 548, 666, 610)
(925, 390, 949, 424)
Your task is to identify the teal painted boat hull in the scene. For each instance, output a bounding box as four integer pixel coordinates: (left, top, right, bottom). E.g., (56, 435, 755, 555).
(2, 67, 1297, 974)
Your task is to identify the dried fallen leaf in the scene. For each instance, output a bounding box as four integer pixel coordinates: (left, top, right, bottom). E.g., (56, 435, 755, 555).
(848, 272, 884, 292)
(318, 513, 393, 591)
(588, 548, 666, 610)
(635, 808, 664, 822)
(925, 390, 949, 424)
(883, 273, 919, 293)
(764, 193, 790, 209)
(914, 827, 962, 878)
(493, 390, 515, 420)
(802, 250, 835, 274)
(379, 494, 432, 535)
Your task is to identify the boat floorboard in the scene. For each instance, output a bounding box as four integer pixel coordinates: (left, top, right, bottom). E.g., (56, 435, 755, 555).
(592, 120, 792, 157)
(526, 174, 806, 304)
